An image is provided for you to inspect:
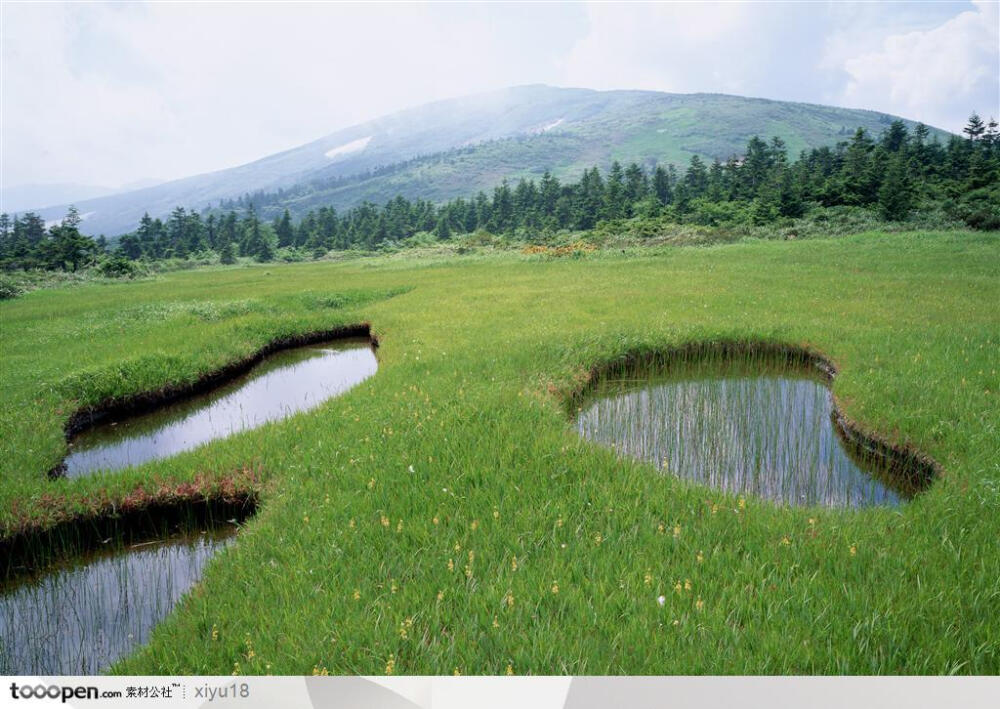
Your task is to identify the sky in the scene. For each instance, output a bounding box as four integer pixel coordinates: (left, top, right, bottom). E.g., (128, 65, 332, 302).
(2, 1, 998, 194)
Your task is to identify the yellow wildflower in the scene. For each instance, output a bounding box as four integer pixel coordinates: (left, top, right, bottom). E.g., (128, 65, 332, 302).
(447, 558, 454, 572)
(505, 664, 514, 676)
(673, 524, 681, 538)
(432, 516, 439, 525)
(380, 515, 390, 527)
(211, 624, 219, 641)
(437, 590, 445, 601)
(492, 616, 500, 629)
(385, 654, 396, 675)
(850, 544, 857, 556)
(696, 551, 704, 564)
(684, 579, 692, 591)
(593, 533, 603, 546)
(511, 556, 518, 572)
(353, 589, 361, 601)
(695, 597, 704, 612)
(644, 570, 653, 586)
(738, 497, 746, 510)
(470, 520, 479, 531)
(551, 581, 560, 594)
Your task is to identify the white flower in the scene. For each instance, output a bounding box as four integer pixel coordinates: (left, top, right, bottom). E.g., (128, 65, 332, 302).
(657, 596, 666, 606)
(408, 465, 415, 473)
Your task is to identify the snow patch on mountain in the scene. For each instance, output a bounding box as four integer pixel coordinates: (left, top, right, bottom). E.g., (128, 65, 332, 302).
(527, 118, 565, 135)
(324, 136, 373, 160)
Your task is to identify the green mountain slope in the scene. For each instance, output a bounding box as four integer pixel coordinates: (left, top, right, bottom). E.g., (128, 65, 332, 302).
(249, 91, 949, 221)
(30, 86, 950, 234)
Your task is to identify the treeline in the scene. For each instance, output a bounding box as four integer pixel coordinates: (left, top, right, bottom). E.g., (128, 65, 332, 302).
(1, 114, 998, 271)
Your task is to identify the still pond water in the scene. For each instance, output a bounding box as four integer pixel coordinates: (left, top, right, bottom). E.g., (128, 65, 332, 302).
(62, 339, 377, 477)
(0, 524, 236, 675)
(0, 339, 376, 674)
(576, 360, 913, 507)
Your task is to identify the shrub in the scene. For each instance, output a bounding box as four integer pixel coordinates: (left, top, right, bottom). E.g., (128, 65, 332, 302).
(954, 186, 1000, 231)
(97, 256, 142, 279)
(0, 275, 23, 300)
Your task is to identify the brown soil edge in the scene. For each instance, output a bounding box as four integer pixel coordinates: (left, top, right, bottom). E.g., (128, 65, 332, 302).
(0, 483, 259, 580)
(48, 322, 378, 478)
(564, 339, 940, 495)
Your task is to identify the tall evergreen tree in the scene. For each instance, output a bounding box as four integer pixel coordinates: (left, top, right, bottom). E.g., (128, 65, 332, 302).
(878, 154, 913, 220)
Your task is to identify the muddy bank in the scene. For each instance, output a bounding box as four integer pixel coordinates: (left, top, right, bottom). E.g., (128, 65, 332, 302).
(1, 491, 257, 581)
(62, 323, 377, 437)
(567, 339, 939, 494)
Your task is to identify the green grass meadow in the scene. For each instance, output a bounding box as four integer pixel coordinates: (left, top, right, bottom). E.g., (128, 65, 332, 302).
(1, 230, 998, 674)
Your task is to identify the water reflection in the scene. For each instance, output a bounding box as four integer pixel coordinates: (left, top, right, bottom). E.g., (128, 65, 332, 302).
(577, 364, 909, 507)
(0, 526, 234, 675)
(62, 339, 377, 477)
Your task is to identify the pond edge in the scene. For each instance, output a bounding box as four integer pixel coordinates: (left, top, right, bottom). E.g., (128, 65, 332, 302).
(1, 479, 259, 580)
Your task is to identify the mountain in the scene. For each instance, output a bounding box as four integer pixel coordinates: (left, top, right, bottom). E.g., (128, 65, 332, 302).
(21, 85, 950, 235)
(1, 183, 115, 213)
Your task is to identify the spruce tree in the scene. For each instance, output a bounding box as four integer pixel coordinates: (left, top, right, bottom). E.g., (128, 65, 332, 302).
(963, 113, 986, 141)
(275, 209, 294, 247)
(878, 154, 913, 221)
(435, 215, 451, 240)
(219, 240, 236, 264)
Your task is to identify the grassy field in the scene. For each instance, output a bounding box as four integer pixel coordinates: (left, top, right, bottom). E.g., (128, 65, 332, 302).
(1, 230, 998, 674)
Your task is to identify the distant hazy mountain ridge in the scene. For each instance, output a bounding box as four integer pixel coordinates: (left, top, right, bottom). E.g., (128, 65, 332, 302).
(22, 85, 949, 235)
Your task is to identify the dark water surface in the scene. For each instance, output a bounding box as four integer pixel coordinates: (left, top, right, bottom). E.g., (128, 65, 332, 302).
(0, 525, 236, 675)
(62, 339, 377, 477)
(576, 361, 911, 507)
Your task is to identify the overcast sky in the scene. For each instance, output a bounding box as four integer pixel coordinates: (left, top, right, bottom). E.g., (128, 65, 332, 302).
(2, 1, 998, 190)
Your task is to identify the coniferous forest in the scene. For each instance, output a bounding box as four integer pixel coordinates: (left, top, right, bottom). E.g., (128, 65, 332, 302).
(2, 116, 997, 275)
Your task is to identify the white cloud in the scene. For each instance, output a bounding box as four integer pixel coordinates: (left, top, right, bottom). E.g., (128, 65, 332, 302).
(1, 1, 996, 193)
(562, 1, 997, 132)
(836, 1, 999, 129)
(1, 2, 583, 187)
(562, 3, 770, 95)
